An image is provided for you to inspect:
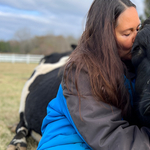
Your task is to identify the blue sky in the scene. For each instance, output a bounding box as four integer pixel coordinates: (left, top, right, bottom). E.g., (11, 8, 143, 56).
(0, 0, 144, 41)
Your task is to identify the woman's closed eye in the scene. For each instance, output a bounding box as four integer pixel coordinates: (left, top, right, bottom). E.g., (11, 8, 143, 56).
(124, 33, 130, 36)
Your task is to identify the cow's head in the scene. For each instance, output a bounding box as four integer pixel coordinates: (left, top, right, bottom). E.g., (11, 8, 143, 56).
(131, 17, 150, 67)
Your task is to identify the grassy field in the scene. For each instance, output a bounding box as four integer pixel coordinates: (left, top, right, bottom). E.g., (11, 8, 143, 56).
(0, 62, 39, 150)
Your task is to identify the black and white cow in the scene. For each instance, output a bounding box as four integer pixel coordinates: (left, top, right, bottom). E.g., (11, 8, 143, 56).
(7, 44, 76, 150)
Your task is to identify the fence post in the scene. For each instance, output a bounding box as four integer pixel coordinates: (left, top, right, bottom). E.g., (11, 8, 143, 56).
(12, 54, 15, 63)
(26, 54, 30, 64)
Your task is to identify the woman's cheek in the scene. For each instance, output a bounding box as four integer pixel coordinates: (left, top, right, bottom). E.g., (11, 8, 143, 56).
(122, 37, 133, 50)
(116, 35, 132, 50)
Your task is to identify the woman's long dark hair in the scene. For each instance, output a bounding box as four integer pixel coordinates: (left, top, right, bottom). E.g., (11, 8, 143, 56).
(64, 0, 136, 120)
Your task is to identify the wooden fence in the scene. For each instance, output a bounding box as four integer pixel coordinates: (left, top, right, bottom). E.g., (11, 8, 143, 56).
(0, 54, 44, 64)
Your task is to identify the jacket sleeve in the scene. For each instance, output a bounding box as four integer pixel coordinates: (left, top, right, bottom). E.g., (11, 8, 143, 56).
(62, 67, 150, 150)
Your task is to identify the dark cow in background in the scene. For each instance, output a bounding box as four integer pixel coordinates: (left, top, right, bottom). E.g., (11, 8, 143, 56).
(7, 44, 76, 150)
(39, 44, 77, 64)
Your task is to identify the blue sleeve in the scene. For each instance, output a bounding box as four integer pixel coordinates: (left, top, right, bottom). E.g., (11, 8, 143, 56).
(37, 85, 90, 150)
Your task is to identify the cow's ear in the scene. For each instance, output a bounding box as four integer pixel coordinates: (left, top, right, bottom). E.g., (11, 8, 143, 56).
(71, 44, 77, 50)
(140, 17, 150, 30)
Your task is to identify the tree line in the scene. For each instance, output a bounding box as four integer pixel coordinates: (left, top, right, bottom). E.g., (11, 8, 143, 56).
(0, 34, 78, 55)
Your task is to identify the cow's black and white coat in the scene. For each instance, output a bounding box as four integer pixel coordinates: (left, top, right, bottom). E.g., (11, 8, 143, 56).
(7, 45, 76, 150)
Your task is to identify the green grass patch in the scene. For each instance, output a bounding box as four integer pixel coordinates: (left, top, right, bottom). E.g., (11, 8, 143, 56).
(0, 62, 38, 150)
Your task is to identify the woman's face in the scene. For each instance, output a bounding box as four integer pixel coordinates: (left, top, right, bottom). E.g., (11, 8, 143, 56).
(115, 7, 140, 60)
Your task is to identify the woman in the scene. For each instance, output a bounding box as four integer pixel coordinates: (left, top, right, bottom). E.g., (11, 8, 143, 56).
(37, 0, 150, 149)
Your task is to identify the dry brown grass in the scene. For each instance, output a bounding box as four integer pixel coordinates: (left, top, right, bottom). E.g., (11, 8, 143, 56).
(0, 62, 38, 150)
